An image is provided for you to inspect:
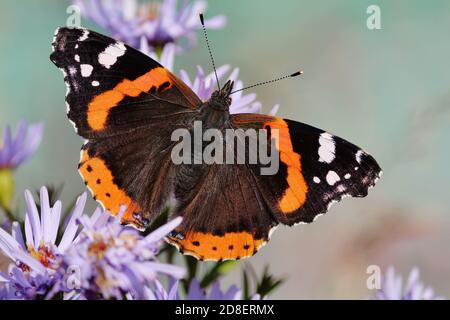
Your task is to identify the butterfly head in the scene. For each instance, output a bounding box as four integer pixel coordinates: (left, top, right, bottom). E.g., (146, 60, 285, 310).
(209, 80, 234, 110)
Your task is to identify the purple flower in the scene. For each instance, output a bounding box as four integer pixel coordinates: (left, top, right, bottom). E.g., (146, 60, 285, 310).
(141, 44, 279, 115)
(146, 278, 244, 300)
(375, 266, 443, 300)
(1, 218, 11, 231)
(0, 121, 43, 170)
(74, 0, 226, 51)
(0, 187, 86, 299)
(187, 279, 242, 300)
(144, 279, 180, 300)
(60, 211, 185, 300)
(179, 66, 280, 115)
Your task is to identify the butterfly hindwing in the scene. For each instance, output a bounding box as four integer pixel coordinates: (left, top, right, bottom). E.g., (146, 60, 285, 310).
(50, 27, 201, 139)
(167, 162, 277, 261)
(232, 113, 382, 226)
(79, 120, 191, 228)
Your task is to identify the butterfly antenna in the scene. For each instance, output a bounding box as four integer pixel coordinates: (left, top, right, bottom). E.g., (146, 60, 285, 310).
(230, 70, 303, 95)
(199, 13, 220, 91)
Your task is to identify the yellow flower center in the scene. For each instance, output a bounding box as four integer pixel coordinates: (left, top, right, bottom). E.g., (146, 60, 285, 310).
(27, 243, 56, 269)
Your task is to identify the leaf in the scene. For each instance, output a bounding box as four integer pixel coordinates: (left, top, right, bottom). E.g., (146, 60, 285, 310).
(241, 263, 285, 299)
(242, 267, 250, 300)
(255, 265, 285, 298)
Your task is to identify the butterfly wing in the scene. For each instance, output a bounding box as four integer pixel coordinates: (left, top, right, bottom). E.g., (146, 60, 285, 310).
(166, 113, 381, 261)
(232, 113, 382, 226)
(50, 27, 201, 139)
(167, 162, 277, 261)
(50, 27, 202, 228)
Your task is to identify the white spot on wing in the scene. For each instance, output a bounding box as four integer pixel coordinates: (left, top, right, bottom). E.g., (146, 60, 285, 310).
(78, 29, 89, 41)
(318, 132, 335, 163)
(74, 54, 80, 62)
(51, 27, 59, 52)
(91, 81, 100, 87)
(98, 42, 126, 69)
(356, 150, 364, 164)
(68, 66, 77, 75)
(313, 177, 321, 183)
(80, 64, 93, 77)
(326, 170, 340, 186)
(344, 173, 351, 179)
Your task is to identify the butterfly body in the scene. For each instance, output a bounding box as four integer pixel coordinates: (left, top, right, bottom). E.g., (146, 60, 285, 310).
(51, 27, 382, 261)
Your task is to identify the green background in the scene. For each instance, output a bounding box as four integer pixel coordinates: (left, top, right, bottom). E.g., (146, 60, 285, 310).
(1, 0, 450, 298)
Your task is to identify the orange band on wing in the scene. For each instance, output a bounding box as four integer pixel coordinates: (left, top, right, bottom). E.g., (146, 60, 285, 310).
(167, 231, 266, 261)
(87, 67, 172, 130)
(264, 119, 308, 213)
(79, 150, 141, 225)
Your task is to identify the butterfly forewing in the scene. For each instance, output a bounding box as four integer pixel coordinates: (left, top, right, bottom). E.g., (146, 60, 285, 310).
(50, 27, 202, 227)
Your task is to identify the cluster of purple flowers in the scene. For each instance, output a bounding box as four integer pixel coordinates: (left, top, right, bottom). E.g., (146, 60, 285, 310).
(0, 187, 249, 300)
(76, 0, 278, 115)
(374, 266, 442, 300)
(0, 187, 184, 299)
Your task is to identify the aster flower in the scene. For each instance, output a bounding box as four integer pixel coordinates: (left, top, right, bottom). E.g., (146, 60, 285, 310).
(0, 121, 43, 211)
(74, 0, 226, 51)
(144, 279, 180, 300)
(140, 43, 279, 115)
(375, 266, 443, 300)
(180, 66, 280, 115)
(0, 121, 43, 170)
(60, 211, 185, 300)
(187, 279, 242, 300)
(146, 278, 242, 300)
(0, 187, 86, 299)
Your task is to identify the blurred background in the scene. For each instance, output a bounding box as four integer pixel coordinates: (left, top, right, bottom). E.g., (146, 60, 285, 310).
(1, 0, 449, 299)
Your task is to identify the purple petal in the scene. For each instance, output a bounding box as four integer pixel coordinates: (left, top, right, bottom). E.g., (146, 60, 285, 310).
(58, 193, 86, 252)
(40, 187, 52, 244)
(10, 123, 44, 167)
(222, 285, 241, 300)
(168, 280, 180, 300)
(49, 201, 62, 245)
(204, 15, 227, 29)
(11, 222, 26, 250)
(12, 250, 46, 275)
(0, 272, 9, 282)
(0, 226, 23, 260)
(159, 43, 176, 71)
(144, 216, 182, 243)
(24, 190, 42, 248)
(269, 104, 280, 115)
(187, 279, 205, 300)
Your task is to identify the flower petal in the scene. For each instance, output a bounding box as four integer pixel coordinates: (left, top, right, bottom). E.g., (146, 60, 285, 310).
(58, 193, 86, 252)
(24, 190, 42, 248)
(144, 216, 182, 243)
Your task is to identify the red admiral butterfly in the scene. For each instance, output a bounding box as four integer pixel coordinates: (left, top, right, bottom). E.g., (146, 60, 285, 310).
(50, 19, 381, 261)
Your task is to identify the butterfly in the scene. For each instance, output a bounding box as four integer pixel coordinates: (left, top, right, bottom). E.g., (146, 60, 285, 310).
(50, 26, 381, 261)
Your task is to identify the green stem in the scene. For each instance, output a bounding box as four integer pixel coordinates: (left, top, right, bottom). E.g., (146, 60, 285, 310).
(0, 168, 15, 220)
